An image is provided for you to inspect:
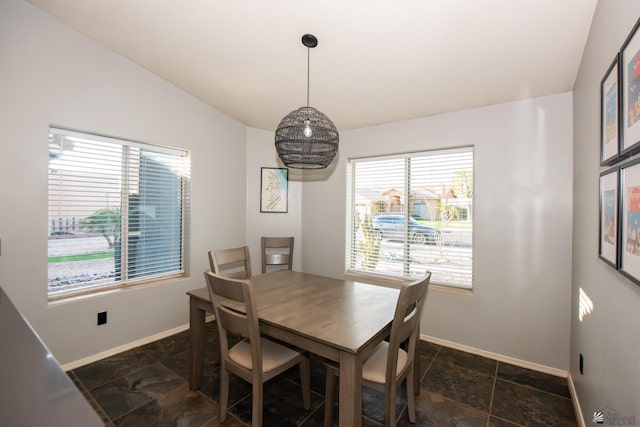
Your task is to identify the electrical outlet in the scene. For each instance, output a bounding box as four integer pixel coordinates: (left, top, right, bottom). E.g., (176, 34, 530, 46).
(97, 311, 107, 325)
(579, 353, 584, 375)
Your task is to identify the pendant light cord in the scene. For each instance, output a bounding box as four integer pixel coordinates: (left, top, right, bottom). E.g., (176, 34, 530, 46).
(306, 47, 310, 107)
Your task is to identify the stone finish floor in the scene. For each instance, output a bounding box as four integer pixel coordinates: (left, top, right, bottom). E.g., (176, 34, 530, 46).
(68, 322, 578, 426)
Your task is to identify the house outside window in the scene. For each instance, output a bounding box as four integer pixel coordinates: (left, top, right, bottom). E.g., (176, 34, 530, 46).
(346, 146, 473, 288)
(48, 127, 190, 299)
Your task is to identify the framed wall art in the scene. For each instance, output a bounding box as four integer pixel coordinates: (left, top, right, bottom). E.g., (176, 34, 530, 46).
(600, 54, 620, 165)
(620, 17, 640, 156)
(260, 167, 288, 213)
(619, 158, 640, 285)
(599, 166, 619, 268)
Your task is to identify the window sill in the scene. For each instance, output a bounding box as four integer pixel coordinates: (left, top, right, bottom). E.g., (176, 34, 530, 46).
(48, 272, 186, 305)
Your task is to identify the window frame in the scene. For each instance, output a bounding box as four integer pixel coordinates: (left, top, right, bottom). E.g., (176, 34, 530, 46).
(47, 127, 190, 300)
(345, 146, 474, 289)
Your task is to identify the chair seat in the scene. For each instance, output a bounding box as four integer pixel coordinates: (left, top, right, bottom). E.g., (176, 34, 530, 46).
(362, 341, 408, 384)
(230, 338, 301, 372)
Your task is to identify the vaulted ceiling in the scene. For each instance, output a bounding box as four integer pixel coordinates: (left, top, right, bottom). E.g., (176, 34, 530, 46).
(27, 0, 597, 131)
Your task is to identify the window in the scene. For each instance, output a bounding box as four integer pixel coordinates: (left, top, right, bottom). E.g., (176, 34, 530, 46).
(346, 146, 473, 288)
(48, 127, 190, 298)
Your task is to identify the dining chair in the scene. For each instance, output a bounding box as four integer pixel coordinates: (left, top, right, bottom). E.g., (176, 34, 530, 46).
(323, 272, 431, 427)
(261, 236, 294, 273)
(208, 245, 252, 279)
(204, 271, 311, 427)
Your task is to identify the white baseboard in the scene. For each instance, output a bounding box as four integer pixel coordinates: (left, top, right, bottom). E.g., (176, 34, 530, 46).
(62, 323, 190, 371)
(62, 324, 571, 382)
(61, 315, 215, 371)
(421, 334, 569, 378)
(567, 372, 586, 427)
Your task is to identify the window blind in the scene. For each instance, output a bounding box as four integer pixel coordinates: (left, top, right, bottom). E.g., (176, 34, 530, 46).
(346, 147, 473, 288)
(48, 127, 190, 297)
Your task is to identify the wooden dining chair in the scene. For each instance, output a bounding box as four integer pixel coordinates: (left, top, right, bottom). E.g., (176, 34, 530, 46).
(204, 271, 311, 427)
(323, 272, 431, 427)
(261, 237, 294, 273)
(208, 245, 252, 279)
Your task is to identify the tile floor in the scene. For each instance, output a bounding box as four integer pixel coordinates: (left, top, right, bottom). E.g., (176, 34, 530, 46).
(68, 322, 578, 427)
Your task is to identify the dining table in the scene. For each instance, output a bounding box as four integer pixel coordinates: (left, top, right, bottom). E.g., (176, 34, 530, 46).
(187, 269, 410, 427)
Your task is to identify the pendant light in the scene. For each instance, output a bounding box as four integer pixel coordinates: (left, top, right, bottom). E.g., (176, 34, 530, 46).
(275, 34, 339, 169)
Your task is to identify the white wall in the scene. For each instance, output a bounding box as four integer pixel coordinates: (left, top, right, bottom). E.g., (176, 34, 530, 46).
(300, 93, 574, 370)
(245, 127, 303, 274)
(0, 0, 247, 365)
(572, 0, 640, 420)
(0, 0, 583, 380)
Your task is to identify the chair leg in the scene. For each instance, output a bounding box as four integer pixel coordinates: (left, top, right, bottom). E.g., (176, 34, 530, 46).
(324, 366, 337, 427)
(252, 381, 263, 427)
(219, 367, 229, 422)
(406, 366, 416, 423)
(300, 357, 311, 410)
(384, 383, 397, 427)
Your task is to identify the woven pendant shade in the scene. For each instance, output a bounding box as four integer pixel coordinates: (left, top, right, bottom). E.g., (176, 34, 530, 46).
(275, 34, 339, 169)
(275, 106, 339, 169)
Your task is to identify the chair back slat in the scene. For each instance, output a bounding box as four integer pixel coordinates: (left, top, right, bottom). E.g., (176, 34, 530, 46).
(261, 237, 294, 273)
(215, 304, 252, 338)
(264, 253, 289, 266)
(209, 246, 252, 279)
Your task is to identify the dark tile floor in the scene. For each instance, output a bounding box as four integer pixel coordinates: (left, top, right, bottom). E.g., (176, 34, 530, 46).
(68, 322, 578, 427)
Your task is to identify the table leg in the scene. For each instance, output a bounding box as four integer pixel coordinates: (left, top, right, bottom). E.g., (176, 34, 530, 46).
(188, 296, 206, 390)
(339, 352, 362, 427)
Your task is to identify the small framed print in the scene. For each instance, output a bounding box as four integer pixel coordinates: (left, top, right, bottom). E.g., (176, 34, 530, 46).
(600, 54, 620, 165)
(599, 166, 618, 268)
(620, 17, 640, 156)
(260, 167, 288, 213)
(619, 158, 640, 286)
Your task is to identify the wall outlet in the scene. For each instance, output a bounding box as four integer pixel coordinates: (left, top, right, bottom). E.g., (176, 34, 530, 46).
(97, 311, 107, 325)
(579, 353, 584, 375)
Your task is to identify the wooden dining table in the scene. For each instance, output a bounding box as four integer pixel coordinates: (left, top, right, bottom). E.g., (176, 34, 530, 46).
(187, 269, 403, 427)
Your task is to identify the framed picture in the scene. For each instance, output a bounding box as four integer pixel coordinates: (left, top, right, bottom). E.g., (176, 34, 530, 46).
(619, 158, 640, 286)
(260, 167, 288, 213)
(620, 17, 640, 156)
(601, 54, 620, 165)
(599, 166, 619, 268)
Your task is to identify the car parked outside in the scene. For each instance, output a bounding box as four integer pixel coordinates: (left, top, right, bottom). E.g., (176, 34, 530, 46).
(371, 213, 440, 245)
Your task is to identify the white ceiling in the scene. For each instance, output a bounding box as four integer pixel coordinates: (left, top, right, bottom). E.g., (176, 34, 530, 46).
(26, 0, 597, 131)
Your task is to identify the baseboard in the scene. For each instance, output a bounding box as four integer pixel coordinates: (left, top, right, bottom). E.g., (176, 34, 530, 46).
(62, 324, 570, 379)
(567, 372, 586, 427)
(61, 323, 189, 371)
(421, 334, 569, 378)
(61, 315, 213, 371)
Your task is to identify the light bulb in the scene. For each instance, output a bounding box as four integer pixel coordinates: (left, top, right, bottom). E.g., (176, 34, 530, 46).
(303, 120, 313, 138)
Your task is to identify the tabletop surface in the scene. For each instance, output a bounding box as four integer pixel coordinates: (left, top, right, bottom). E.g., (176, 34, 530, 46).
(190, 270, 400, 354)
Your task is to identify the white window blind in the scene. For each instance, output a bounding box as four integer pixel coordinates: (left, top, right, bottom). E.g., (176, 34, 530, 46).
(346, 147, 473, 288)
(48, 127, 190, 297)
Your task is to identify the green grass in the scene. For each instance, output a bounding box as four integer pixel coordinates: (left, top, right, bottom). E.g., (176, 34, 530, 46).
(48, 251, 114, 263)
